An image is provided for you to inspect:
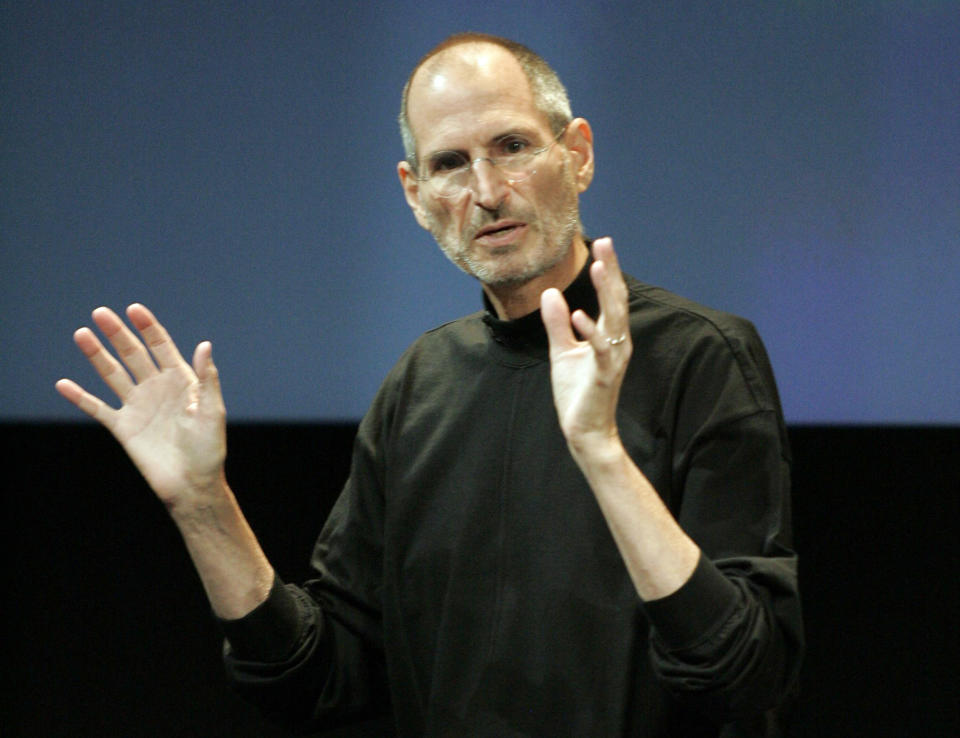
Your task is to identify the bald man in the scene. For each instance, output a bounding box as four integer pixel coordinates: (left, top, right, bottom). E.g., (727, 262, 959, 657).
(59, 34, 802, 737)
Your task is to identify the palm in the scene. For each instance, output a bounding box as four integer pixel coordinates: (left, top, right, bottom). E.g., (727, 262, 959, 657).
(549, 342, 616, 438)
(57, 304, 226, 506)
(115, 367, 224, 500)
(541, 238, 630, 447)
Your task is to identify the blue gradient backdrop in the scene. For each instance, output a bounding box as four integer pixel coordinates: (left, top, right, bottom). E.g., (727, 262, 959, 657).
(3, 1, 958, 423)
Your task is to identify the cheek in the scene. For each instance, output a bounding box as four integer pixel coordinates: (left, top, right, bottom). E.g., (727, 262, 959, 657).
(421, 200, 460, 239)
(526, 161, 568, 206)
(543, 163, 578, 211)
(432, 197, 469, 231)
(419, 197, 445, 223)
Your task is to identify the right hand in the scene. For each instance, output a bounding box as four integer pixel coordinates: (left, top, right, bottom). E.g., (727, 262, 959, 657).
(56, 304, 227, 512)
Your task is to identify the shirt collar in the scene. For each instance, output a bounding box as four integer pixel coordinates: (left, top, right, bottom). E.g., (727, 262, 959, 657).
(481, 244, 599, 356)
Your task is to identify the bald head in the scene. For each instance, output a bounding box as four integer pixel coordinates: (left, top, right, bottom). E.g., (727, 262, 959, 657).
(399, 33, 572, 166)
(410, 43, 526, 110)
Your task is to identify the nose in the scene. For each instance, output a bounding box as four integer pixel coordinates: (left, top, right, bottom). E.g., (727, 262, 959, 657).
(470, 158, 509, 210)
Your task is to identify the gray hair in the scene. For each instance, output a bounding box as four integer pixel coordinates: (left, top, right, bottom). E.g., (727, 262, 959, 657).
(399, 33, 573, 169)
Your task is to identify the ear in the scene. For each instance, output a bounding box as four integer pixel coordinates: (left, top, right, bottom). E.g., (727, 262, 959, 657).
(398, 160, 431, 230)
(563, 118, 595, 193)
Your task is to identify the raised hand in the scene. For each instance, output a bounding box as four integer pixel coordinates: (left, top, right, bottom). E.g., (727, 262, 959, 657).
(56, 304, 226, 510)
(542, 239, 700, 599)
(540, 237, 632, 453)
(57, 305, 274, 616)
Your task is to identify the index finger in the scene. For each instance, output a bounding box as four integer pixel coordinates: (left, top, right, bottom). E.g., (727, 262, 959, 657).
(126, 303, 190, 371)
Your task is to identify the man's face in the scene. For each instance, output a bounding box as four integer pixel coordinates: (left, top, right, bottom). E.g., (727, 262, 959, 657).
(400, 45, 587, 288)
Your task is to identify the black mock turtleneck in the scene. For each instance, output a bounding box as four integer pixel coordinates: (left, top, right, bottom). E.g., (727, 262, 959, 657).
(222, 253, 802, 737)
(481, 249, 600, 359)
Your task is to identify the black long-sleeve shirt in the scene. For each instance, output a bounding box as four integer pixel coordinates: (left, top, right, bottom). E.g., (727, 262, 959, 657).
(221, 258, 803, 736)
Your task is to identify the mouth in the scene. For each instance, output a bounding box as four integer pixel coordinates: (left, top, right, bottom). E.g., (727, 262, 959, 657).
(474, 220, 526, 246)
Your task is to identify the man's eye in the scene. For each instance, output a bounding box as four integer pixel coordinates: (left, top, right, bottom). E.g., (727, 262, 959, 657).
(431, 153, 467, 173)
(499, 138, 529, 156)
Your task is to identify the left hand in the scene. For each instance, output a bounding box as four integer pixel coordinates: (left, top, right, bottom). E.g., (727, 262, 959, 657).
(541, 237, 632, 452)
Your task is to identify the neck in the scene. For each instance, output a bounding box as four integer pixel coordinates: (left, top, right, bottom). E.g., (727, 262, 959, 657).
(483, 236, 589, 320)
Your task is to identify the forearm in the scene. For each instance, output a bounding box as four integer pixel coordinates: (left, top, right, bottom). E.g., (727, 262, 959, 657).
(169, 473, 274, 620)
(568, 434, 700, 601)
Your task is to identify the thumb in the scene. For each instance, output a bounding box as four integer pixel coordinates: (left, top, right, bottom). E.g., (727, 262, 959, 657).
(193, 341, 225, 414)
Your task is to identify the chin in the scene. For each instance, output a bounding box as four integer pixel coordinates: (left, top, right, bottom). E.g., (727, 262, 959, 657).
(466, 252, 559, 288)
(434, 221, 574, 288)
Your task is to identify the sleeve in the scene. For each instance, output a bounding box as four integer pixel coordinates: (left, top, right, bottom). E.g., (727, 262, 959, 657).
(641, 318, 804, 729)
(217, 377, 396, 731)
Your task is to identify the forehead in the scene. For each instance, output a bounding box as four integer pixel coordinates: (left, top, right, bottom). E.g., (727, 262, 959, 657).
(407, 44, 549, 153)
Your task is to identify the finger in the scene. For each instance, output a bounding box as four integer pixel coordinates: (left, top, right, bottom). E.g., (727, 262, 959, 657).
(127, 303, 190, 371)
(590, 237, 630, 343)
(592, 236, 622, 276)
(592, 237, 627, 315)
(92, 306, 159, 382)
(540, 288, 579, 352)
(571, 307, 621, 367)
(193, 341, 226, 416)
(570, 308, 598, 342)
(193, 341, 212, 380)
(55, 378, 118, 430)
(73, 326, 136, 400)
(590, 259, 627, 335)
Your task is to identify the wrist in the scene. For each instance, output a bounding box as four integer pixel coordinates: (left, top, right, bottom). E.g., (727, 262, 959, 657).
(166, 470, 233, 524)
(567, 430, 627, 470)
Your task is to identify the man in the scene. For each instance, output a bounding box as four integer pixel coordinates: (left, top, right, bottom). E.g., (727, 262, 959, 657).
(57, 33, 802, 737)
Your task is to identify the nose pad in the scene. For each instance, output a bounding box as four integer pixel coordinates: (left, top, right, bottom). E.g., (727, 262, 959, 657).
(469, 158, 509, 208)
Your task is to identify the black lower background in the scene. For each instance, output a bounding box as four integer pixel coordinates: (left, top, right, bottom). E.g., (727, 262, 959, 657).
(3, 423, 958, 737)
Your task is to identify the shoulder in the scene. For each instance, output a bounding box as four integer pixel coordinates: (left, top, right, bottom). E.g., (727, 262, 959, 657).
(625, 275, 761, 347)
(356, 310, 489, 441)
(371, 310, 489, 403)
(396, 310, 489, 367)
(622, 274, 783, 416)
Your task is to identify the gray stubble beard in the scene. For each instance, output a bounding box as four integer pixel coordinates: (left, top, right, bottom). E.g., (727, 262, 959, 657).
(424, 158, 581, 288)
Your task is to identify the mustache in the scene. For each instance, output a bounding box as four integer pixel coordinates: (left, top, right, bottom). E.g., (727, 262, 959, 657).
(466, 207, 522, 239)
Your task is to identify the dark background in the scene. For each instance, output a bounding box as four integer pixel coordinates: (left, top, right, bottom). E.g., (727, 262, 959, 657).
(5, 422, 958, 737)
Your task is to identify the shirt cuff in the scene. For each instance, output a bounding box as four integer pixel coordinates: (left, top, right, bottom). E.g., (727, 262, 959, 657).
(642, 553, 741, 651)
(217, 574, 305, 662)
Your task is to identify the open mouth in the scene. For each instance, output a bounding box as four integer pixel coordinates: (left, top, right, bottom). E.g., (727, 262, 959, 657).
(476, 221, 525, 241)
